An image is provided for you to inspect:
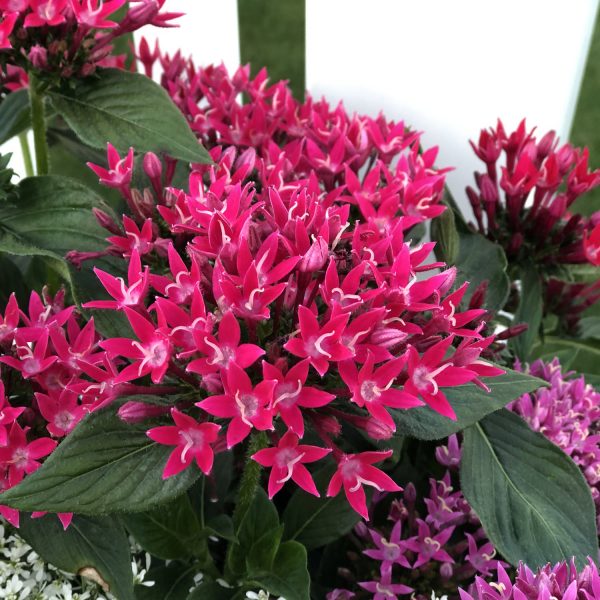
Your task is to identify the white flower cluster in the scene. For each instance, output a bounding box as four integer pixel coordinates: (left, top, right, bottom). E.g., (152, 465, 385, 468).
(0, 523, 153, 600)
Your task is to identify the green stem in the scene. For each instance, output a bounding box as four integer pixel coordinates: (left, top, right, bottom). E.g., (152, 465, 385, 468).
(18, 132, 33, 178)
(232, 431, 268, 528)
(224, 431, 268, 583)
(28, 73, 49, 175)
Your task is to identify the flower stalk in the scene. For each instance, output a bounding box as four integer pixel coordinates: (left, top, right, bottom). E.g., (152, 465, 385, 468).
(28, 73, 49, 176)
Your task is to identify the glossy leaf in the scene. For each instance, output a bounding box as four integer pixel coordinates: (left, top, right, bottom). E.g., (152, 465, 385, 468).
(19, 513, 134, 600)
(250, 541, 310, 600)
(123, 494, 203, 560)
(511, 264, 543, 360)
(461, 409, 598, 568)
(454, 231, 510, 311)
(49, 69, 211, 164)
(283, 467, 361, 549)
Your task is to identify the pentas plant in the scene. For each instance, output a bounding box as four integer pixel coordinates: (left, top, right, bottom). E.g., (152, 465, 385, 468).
(72, 136, 504, 521)
(0, 15, 597, 598)
(467, 120, 600, 334)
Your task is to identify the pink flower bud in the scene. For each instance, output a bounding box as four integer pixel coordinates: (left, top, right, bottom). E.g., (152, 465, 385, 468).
(404, 482, 417, 504)
(28, 45, 47, 70)
(369, 326, 408, 349)
(93, 208, 121, 235)
(143, 152, 162, 180)
(299, 236, 329, 273)
(118, 401, 170, 424)
(365, 417, 394, 440)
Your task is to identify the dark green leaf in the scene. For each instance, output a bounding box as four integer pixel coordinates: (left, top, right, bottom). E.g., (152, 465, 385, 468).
(227, 488, 279, 578)
(49, 69, 211, 164)
(135, 564, 197, 600)
(19, 513, 134, 600)
(246, 525, 284, 575)
(283, 467, 361, 550)
(431, 206, 459, 265)
(250, 541, 310, 600)
(511, 264, 543, 360)
(0, 89, 30, 144)
(391, 368, 544, 440)
(0, 407, 199, 514)
(461, 409, 598, 568)
(578, 316, 600, 341)
(454, 231, 510, 311)
(205, 514, 236, 541)
(124, 494, 203, 560)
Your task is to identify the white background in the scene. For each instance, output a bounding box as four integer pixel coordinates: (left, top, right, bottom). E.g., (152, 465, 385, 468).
(3, 0, 599, 215)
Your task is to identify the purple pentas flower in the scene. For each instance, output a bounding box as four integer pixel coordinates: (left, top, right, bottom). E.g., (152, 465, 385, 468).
(460, 559, 600, 600)
(510, 358, 600, 525)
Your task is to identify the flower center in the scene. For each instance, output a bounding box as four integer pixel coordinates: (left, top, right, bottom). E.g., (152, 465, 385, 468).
(360, 380, 381, 403)
(179, 429, 204, 462)
(54, 411, 75, 431)
(235, 392, 258, 425)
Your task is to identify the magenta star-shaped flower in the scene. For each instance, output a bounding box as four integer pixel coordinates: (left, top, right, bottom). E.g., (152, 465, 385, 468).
(252, 430, 330, 498)
(147, 408, 220, 478)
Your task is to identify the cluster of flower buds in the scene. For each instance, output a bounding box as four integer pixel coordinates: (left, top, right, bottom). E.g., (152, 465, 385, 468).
(327, 436, 504, 599)
(0, 0, 181, 86)
(510, 358, 600, 526)
(467, 119, 600, 267)
(460, 559, 600, 600)
(74, 103, 504, 520)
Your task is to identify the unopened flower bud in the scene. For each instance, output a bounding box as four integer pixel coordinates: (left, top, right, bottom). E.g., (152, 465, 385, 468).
(404, 482, 417, 505)
(316, 414, 341, 437)
(299, 236, 329, 273)
(365, 417, 394, 440)
(118, 401, 169, 423)
(143, 152, 162, 181)
(440, 562, 453, 580)
(93, 208, 122, 235)
(354, 521, 369, 538)
(200, 372, 223, 394)
(369, 326, 408, 349)
(28, 45, 48, 70)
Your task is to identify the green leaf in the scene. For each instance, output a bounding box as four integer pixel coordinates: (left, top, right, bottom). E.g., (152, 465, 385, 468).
(250, 541, 310, 600)
(391, 368, 545, 440)
(227, 488, 279, 578)
(123, 494, 203, 560)
(135, 564, 197, 600)
(532, 337, 600, 375)
(461, 409, 598, 568)
(431, 206, 460, 265)
(0, 89, 30, 144)
(0, 406, 199, 514)
(49, 69, 211, 164)
(454, 231, 510, 311)
(283, 467, 361, 550)
(0, 230, 75, 291)
(578, 316, 600, 341)
(19, 513, 134, 600)
(205, 514, 236, 541)
(511, 264, 543, 360)
(246, 525, 284, 575)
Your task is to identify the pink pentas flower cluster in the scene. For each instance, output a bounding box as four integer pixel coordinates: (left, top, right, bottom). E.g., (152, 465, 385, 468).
(0, 0, 181, 84)
(0, 289, 114, 528)
(509, 358, 600, 528)
(460, 559, 600, 600)
(467, 119, 600, 267)
(327, 436, 505, 599)
(69, 58, 504, 518)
